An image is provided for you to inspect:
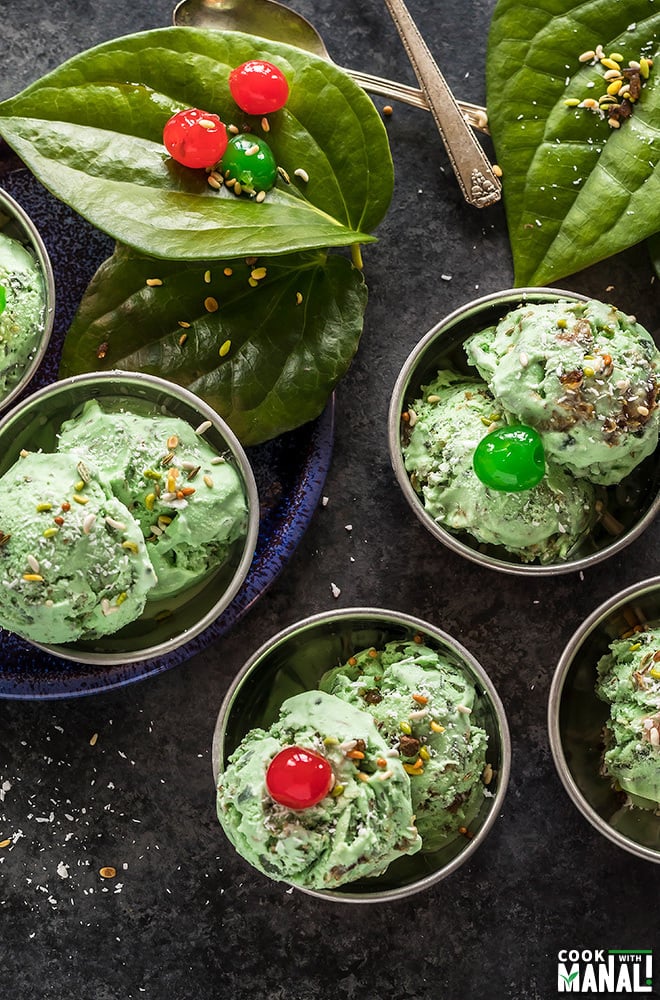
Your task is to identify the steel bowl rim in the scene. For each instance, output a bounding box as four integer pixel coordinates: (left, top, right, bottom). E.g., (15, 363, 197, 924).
(0, 186, 56, 414)
(387, 286, 660, 577)
(213, 605, 511, 903)
(548, 575, 660, 864)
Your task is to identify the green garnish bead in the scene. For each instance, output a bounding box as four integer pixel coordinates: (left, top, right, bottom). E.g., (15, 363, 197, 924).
(473, 424, 545, 492)
(220, 134, 277, 193)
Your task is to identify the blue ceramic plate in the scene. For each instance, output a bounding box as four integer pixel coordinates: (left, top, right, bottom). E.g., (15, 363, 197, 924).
(0, 156, 334, 699)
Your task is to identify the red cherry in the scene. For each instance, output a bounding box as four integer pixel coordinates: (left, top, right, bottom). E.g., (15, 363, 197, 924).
(163, 108, 228, 169)
(265, 746, 333, 810)
(229, 60, 289, 115)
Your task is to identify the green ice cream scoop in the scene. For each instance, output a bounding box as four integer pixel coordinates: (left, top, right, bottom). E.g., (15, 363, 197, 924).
(216, 691, 422, 890)
(595, 626, 660, 810)
(402, 370, 597, 564)
(321, 640, 490, 850)
(0, 451, 156, 644)
(0, 232, 46, 401)
(57, 400, 248, 600)
(464, 298, 660, 485)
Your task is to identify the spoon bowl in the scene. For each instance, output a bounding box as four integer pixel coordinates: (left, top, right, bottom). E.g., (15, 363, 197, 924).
(173, 0, 328, 57)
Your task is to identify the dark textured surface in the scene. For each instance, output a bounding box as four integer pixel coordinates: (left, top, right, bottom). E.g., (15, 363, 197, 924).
(0, 1, 659, 998)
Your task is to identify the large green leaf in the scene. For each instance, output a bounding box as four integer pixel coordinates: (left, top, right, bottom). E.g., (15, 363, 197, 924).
(59, 246, 367, 445)
(0, 28, 393, 260)
(487, 1, 660, 285)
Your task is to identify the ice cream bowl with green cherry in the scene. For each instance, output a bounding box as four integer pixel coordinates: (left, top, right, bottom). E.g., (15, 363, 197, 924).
(0, 187, 55, 414)
(388, 288, 660, 576)
(0, 370, 259, 665)
(212, 607, 510, 902)
(549, 577, 660, 864)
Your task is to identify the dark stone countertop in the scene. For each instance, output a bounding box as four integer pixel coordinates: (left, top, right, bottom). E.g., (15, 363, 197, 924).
(1, 2, 659, 998)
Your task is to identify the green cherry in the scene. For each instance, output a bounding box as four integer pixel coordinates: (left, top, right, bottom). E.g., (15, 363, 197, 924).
(473, 424, 545, 492)
(219, 134, 278, 193)
(0, 285, 5, 316)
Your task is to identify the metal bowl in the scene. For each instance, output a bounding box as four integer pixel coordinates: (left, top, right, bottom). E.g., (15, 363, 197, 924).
(549, 578, 660, 863)
(0, 370, 259, 665)
(0, 187, 55, 413)
(388, 287, 660, 576)
(212, 607, 510, 902)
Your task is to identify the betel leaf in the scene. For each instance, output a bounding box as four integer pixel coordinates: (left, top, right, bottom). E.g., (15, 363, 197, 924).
(0, 28, 394, 260)
(486, 0, 660, 285)
(59, 245, 367, 445)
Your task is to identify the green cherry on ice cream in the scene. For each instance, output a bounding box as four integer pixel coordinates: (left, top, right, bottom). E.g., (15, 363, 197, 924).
(473, 424, 545, 492)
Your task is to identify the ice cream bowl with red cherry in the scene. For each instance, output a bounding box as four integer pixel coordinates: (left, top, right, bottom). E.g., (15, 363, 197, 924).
(212, 607, 510, 902)
(388, 288, 660, 576)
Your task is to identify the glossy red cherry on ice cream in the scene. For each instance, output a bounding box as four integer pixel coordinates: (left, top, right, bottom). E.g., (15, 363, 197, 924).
(163, 108, 228, 169)
(229, 60, 289, 115)
(265, 746, 333, 810)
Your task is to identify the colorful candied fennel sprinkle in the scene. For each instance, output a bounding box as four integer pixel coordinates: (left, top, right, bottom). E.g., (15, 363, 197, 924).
(50, 407, 250, 604)
(565, 46, 653, 127)
(318, 640, 492, 849)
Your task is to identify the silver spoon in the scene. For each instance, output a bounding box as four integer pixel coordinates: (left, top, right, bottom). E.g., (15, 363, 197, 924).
(382, 0, 500, 207)
(171, 0, 490, 135)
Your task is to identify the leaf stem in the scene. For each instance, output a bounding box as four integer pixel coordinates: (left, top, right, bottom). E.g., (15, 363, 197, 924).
(351, 244, 364, 270)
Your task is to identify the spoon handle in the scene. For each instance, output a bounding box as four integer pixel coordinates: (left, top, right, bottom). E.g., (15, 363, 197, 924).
(381, 0, 501, 207)
(345, 68, 490, 133)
